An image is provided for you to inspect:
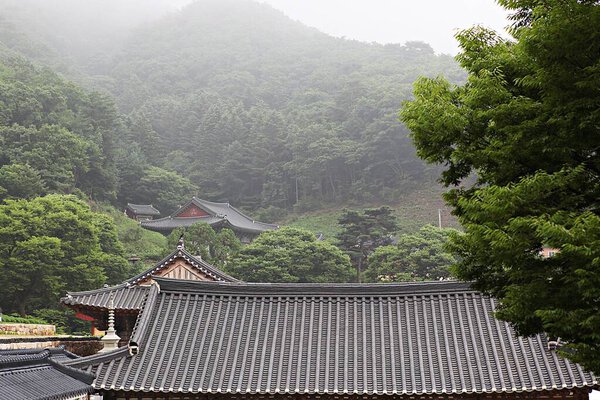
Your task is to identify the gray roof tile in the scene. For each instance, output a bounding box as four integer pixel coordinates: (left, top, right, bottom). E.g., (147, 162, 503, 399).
(68, 278, 597, 395)
(61, 283, 149, 311)
(0, 347, 94, 400)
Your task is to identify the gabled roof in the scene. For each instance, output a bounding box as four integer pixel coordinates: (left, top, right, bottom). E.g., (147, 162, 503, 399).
(141, 196, 279, 234)
(67, 277, 597, 396)
(61, 248, 238, 311)
(126, 203, 160, 216)
(126, 247, 238, 285)
(0, 347, 94, 400)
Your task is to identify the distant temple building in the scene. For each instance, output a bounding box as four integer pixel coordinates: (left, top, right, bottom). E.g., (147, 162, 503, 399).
(124, 203, 160, 221)
(140, 197, 278, 242)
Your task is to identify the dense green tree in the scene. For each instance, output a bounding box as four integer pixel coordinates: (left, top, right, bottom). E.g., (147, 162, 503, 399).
(336, 206, 398, 281)
(0, 195, 130, 315)
(229, 227, 354, 283)
(134, 166, 197, 214)
(167, 223, 218, 261)
(365, 225, 458, 282)
(214, 228, 242, 267)
(167, 223, 241, 267)
(400, 0, 600, 371)
(0, 125, 89, 193)
(0, 53, 120, 200)
(0, 163, 46, 200)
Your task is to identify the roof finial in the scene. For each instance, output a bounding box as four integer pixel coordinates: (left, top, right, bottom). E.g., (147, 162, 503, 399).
(177, 233, 185, 250)
(100, 292, 121, 353)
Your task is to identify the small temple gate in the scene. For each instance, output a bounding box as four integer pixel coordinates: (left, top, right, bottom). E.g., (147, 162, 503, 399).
(61, 246, 237, 344)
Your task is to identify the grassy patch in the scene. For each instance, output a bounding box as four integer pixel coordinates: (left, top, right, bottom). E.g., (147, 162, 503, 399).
(287, 210, 344, 240)
(94, 204, 168, 266)
(284, 186, 460, 240)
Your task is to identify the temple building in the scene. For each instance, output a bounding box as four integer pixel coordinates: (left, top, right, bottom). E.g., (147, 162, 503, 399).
(124, 203, 160, 221)
(61, 246, 237, 344)
(139, 197, 279, 242)
(62, 276, 597, 400)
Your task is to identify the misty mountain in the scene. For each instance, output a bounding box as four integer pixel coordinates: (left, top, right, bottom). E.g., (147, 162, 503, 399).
(0, 0, 464, 213)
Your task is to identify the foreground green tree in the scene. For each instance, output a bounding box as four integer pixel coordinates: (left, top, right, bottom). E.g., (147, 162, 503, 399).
(229, 227, 354, 283)
(365, 225, 459, 282)
(336, 207, 398, 281)
(0, 194, 131, 315)
(401, 1, 600, 371)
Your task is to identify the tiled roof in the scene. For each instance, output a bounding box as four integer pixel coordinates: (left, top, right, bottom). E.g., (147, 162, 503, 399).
(0, 347, 94, 400)
(68, 278, 597, 395)
(141, 197, 278, 234)
(0, 347, 79, 364)
(126, 203, 160, 216)
(61, 248, 237, 311)
(61, 282, 150, 311)
(140, 215, 225, 232)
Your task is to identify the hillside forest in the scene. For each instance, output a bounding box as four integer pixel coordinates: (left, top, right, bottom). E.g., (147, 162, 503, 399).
(0, 0, 462, 326)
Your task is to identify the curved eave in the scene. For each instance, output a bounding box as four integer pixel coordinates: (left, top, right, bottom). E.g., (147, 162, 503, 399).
(140, 216, 225, 232)
(96, 383, 599, 396)
(221, 219, 278, 234)
(61, 284, 148, 311)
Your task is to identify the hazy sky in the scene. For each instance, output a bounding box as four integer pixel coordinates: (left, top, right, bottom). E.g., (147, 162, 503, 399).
(256, 0, 512, 54)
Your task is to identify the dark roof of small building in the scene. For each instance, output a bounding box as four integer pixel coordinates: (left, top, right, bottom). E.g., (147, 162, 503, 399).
(66, 277, 597, 396)
(126, 203, 160, 216)
(61, 248, 238, 311)
(141, 197, 278, 234)
(0, 347, 94, 400)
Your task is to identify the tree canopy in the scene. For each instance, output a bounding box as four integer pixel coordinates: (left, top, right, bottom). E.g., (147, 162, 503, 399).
(0, 194, 132, 315)
(166, 222, 241, 268)
(400, 0, 600, 372)
(336, 206, 398, 281)
(0, 0, 463, 212)
(365, 225, 458, 282)
(228, 227, 354, 283)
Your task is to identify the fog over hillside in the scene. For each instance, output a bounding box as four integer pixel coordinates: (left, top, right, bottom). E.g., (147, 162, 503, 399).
(0, 0, 464, 215)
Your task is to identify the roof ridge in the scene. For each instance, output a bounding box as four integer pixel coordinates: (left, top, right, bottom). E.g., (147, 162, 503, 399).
(64, 282, 129, 297)
(63, 347, 129, 369)
(153, 276, 474, 296)
(129, 283, 160, 350)
(0, 350, 50, 368)
(48, 358, 95, 384)
(192, 196, 229, 206)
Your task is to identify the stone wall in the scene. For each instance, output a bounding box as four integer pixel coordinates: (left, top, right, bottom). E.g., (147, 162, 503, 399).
(0, 323, 55, 336)
(0, 336, 102, 356)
